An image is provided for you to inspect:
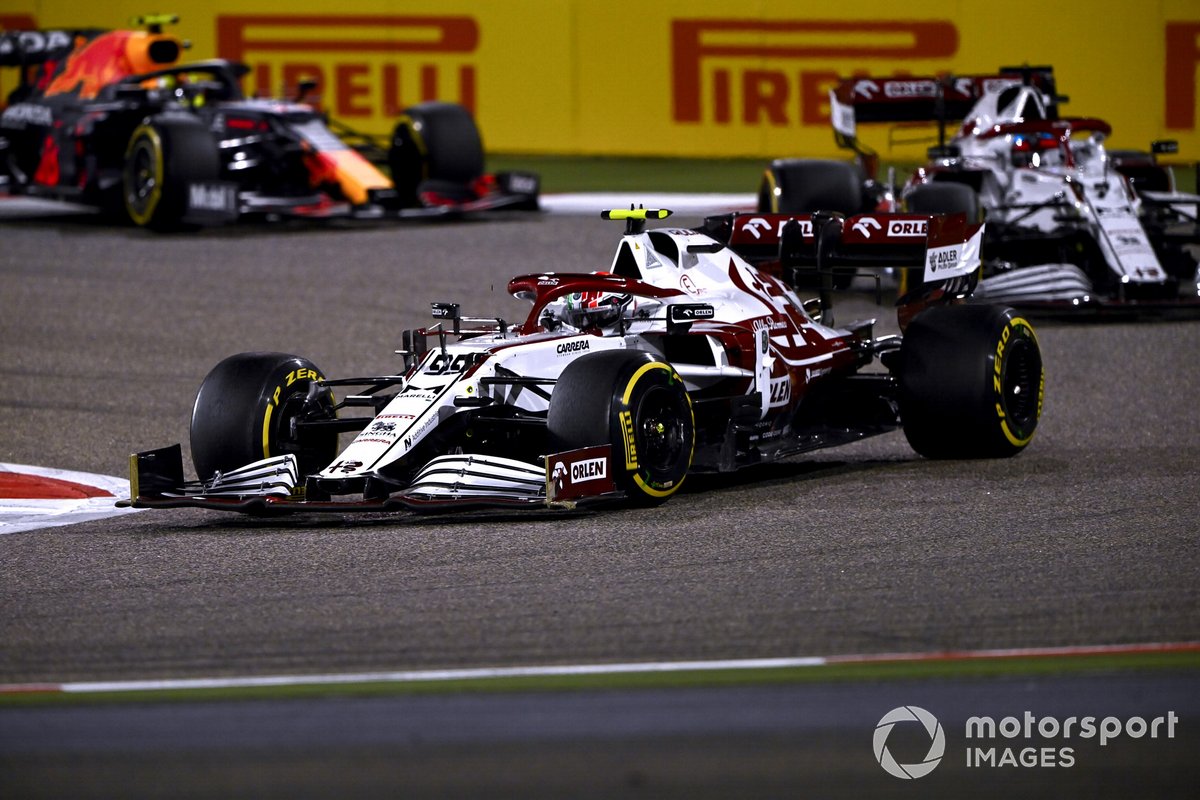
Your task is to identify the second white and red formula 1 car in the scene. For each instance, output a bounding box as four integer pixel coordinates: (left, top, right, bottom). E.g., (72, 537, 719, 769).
(763, 66, 1199, 314)
(125, 207, 1043, 514)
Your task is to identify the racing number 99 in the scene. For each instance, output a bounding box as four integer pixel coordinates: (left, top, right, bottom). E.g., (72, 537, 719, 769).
(425, 353, 474, 375)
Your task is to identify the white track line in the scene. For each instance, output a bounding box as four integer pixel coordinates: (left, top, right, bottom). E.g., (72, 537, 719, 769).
(3, 642, 1195, 696)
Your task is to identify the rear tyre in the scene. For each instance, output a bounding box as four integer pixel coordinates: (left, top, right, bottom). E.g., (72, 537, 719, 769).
(757, 158, 863, 215)
(759, 159, 863, 289)
(388, 102, 485, 206)
(548, 350, 694, 505)
(898, 305, 1043, 459)
(1109, 150, 1173, 194)
(904, 181, 981, 222)
(122, 115, 221, 230)
(190, 352, 338, 481)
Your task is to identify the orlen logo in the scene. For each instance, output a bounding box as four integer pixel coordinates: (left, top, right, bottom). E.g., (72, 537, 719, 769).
(851, 79, 951, 100)
(885, 79, 940, 98)
(547, 445, 614, 502)
(216, 15, 479, 121)
(567, 457, 607, 484)
(888, 219, 928, 237)
(671, 19, 957, 127)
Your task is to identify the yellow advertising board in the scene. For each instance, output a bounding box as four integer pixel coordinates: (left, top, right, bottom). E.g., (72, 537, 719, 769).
(3, 0, 1198, 159)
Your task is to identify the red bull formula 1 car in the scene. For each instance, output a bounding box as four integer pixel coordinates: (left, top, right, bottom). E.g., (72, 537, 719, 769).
(0, 16, 538, 229)
(123, 207, 1044, 514)
(761, 66, 1200, 314)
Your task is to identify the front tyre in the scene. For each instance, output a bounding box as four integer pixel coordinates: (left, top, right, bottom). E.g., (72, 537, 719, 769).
(388, 102, 485, 206)
(898, 305, 1043, 459)
(123, 115, 220, 230)
(548, 350, 695, 505)
(190, 352, 338, 481)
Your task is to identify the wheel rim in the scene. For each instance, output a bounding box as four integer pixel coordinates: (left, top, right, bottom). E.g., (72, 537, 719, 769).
(270, 392, 336, 475)
(124, 137, 160, 219)
(635, 385, 688, 472)
(1001, 338, 1041, 430)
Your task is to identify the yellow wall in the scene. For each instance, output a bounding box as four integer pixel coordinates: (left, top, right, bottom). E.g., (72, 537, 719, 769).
(3, 1, 1198, 159)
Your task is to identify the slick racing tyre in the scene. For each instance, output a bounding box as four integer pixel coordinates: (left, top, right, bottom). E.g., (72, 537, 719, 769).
(190, 353, 338, 481)
(388, 101, 485, 206)
(122, 114, 221, 230)
(1109, 150, 1173, 194)
(548, 350, 695, 505)
(904, 181, 982, 222)
(757, 158, 863, 215)
(759, 159, 863, 290)
(898, 305, 1043, 459)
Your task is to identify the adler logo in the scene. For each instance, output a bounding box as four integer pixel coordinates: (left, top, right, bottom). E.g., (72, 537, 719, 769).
(556, 340, 590, 355)
(928, 248, 960, 273)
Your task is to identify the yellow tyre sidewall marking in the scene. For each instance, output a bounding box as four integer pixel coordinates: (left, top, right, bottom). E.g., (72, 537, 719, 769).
(997, 316, 1043, 448)
(124, 125, 164, 226)
(621, 362, 695, 499)
(762, 168, 780, 213)
(261, 402, 275, 461)
(261, 370, 329, 463)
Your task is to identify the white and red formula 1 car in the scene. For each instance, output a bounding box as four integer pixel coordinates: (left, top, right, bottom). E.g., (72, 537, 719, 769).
(125, 207, 1043, 514)
(761, 66, 1200, 315)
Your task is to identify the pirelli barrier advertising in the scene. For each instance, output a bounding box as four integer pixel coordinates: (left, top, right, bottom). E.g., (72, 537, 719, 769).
(3, 0, 1198, 159)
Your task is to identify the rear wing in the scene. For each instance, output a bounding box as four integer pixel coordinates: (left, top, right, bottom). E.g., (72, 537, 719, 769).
(703, 211, 983, 323)
(0, 29, 93, 67)
(1, 24, 184, 105)
(0, 15, 180, 67)
(830, 66, 1061, 156)
(717, 211, 980, 276)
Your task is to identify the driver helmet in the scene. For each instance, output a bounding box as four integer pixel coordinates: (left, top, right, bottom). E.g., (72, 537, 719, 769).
(544, 275, 634, 331)
(560, 288, 633, 329)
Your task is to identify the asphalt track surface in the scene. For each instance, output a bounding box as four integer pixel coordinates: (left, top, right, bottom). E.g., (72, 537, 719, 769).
(1, 204, 1198, 796)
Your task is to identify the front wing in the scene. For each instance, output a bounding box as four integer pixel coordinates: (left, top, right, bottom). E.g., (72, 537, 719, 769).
(120, 444, 617, 514)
